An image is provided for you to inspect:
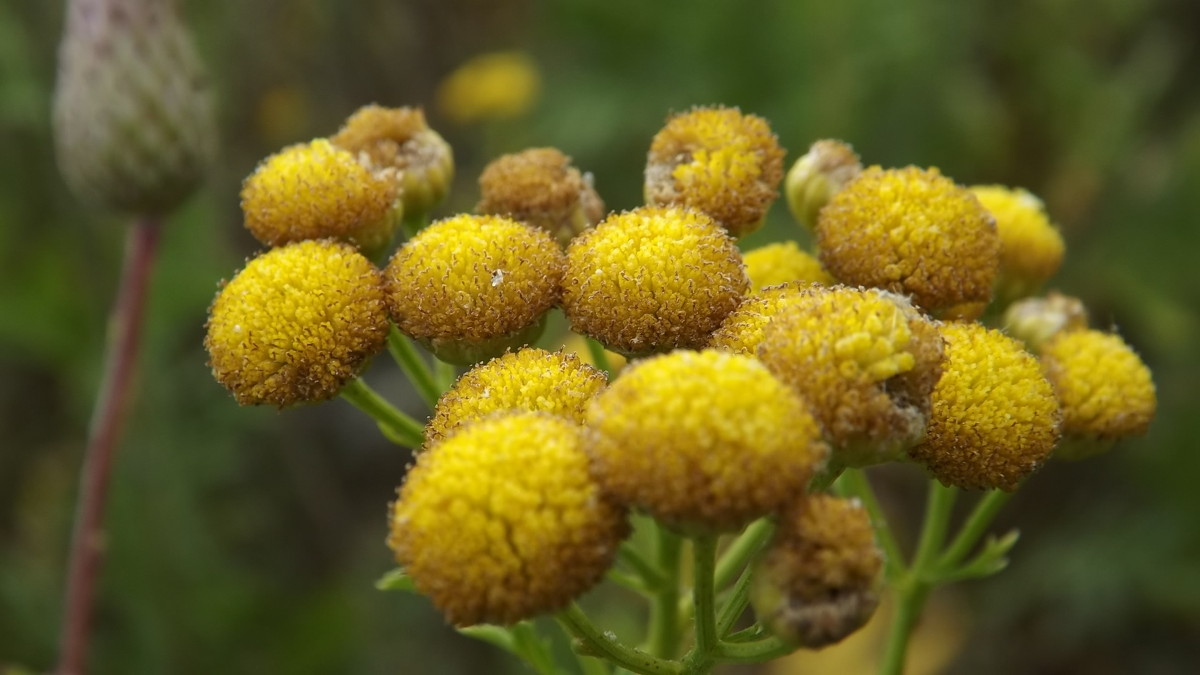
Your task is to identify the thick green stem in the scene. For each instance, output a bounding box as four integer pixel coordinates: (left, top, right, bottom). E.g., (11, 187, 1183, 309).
(340, 378, 424, 448)
(689, 535, 719, 663)
(386, 327, 441, 409)
(647, 526, 683, 658)
(937, 490, 1012, 570)
(558, 604, 681, 675)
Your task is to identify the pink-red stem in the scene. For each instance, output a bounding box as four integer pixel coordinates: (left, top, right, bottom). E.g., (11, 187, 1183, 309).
(56, 218, 161, 675)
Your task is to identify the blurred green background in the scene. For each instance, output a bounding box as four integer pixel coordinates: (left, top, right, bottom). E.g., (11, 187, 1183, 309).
(2, 0, 1198, 673)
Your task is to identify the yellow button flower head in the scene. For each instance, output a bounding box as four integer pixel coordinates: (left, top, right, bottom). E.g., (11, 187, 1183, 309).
(971, 185, 1066, 302)
(817, 166, 1000, 319)
(331, 105, 454, 219)
(708, 282, 809, 356)
(436, 51, 541, 125)
(425, 348, 608, 446)
(1041, 329, 1155, 451)
(785, 139, 863, 230)
(1004, 292, 1089, 351)
(759, 286, 944, 466)
(477, 147, 605, 246)
(389, 412, 628, 626)
(645, 106, 785, 238)
(743, 241, 834, 292)
(911, 322, 1061, 491)
(586, 350, 828, 532)
(563, 206, 747, 356)
(385, 214, 564, 365)
(751, 495, 883, 648)
(205, 240, 389, 406)
(240, 139, 400, 254)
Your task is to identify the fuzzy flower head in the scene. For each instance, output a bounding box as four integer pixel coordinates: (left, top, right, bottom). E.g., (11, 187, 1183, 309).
(436, 51, 541, 125)
(752, 495, 883, 648)
(911, 322, 1061, 491)
(331, 105, 453, 218)
(758, 286, 944, 466)
(1041, 329, 1155, 453)
(817, 166, 1000, 319)
(785, 139, 863, 230)
(240, 139, 400, 254)
(477, 147, 605, 245)
(971, 185, 1065, 302)
(389, 412, 628, 626)
(563, 206, 747, 356)
(743, 241, 834, 292)
(205, 240, 389, 406)
(586, 350, 828, 532)
(1004, 292, 1089, 351)
(708, 282, 809, 356)
(425, 348, 608, 446)
(385, 214, 564, 365)
(645, 106, 784, 238)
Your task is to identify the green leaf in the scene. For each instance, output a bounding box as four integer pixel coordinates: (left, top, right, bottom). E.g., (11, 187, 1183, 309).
(374, 567, 415, 592)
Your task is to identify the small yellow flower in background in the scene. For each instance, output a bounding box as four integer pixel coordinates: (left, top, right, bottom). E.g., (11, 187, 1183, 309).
(476, 147, 605, 246)
(758, 286, 943, 467)
(436, 51, 541, 125)
(912, 322, 1061, 491)
(1041, 329, 1156, 454)
(1004, 291, 1089, 351)
(785, 139, 862, 230)
(586, 350, 827, 532)
(752, 495, 883, 648)
(971, 185, 1066, 302)
(205, 240, 389, 407)
(645, 106, 785, 238)
(389, 412, 628, 626)
(240, 139, 400, 254)
(384, 214, 564, 365)
(425, 348, 608, 447)
(743, 241, 834, 292)
(562, 206, 747, 355)
(331, 105, 454, 219)
(708, 282, 809, 355)
(817, 166, 1000, 319)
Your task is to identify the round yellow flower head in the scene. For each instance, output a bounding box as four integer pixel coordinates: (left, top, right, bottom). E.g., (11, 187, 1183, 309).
(911, 322, 1061, 491)
(205, 240, 389, 406)
(751, 495, 883, 648)
(758, 286, 944, 467)
(477, 147, 605, 246)
(708, 282, 810, 356)
(785, 139, 863, 230)
(240, 139, 400, 254)
(436, 51, 541, 125)
(563, 206, 748, 356)
(743, 241, 834, 292)
(1041, 329, 1155, 453)
(586, 350, 828, 532)
(425, 348, 608, 446)
(331, 105, 454, 218)
(817, 166, 1000, 319)
(389, 412, 628, 626)
(1004, 292, 1089, 351)
(645, 106, 785, 238)
(385, 214, 564, 365)
(971, 185, 1065, 302)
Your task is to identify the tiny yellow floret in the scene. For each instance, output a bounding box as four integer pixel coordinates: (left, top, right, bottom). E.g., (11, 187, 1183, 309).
(1041, 329, 1156, 441)
(426, 348, 608, 446)
(563, 206, 747, 355)
(240, 139, 399, 253)
(586, 350, 827, 532)
(389, 412, 628, 626)
(817, 166, 1000, 318)
(477, 147, 604, 245)
(912, 322, 1061, 491)
(385, 214, 564, 365)
(971, 185, 1065, 301)
(205, 240, 389, 406)
(645, 106, 784, 238)
(743, 241, 834, 292)
(708, 282, 809, 356)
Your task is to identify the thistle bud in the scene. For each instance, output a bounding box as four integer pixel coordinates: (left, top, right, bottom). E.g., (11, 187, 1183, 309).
(53, 0, 216, 215)
(785, 140, 862, 230)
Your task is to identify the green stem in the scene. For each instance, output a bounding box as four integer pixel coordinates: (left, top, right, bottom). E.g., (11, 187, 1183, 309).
(841, 469, 905, 577)
(808, 461, 845, 493)
(912, 481, 957, 573)
(585, 337, 614, 376)
(712, 635, 794, 663)
(386, 327, 440, 409)
(512, 622, 560, 675)
(713, 519, 774, 592)
(937, 490, 1012, 570)
(557, 604, 681, 675)
(715, 563, 755, 637)
(434, 359, 457, 393)
(647, 526, 683, 658)
(619, 542, 668, 590)
(689, 535, 719, 663)
(340, 378, 424, 448)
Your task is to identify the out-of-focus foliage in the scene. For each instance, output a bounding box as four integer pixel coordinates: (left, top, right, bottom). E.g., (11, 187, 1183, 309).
(1, 0, 1197, 673)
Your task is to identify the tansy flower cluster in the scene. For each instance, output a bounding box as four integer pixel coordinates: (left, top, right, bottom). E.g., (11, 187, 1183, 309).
(205, 102, 1159, 671)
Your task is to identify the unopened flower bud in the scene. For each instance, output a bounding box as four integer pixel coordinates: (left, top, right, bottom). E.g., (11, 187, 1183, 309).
(477, 147, 604, 245)
(1004, 292, 1089, 351)
(785, 140, 862, 230)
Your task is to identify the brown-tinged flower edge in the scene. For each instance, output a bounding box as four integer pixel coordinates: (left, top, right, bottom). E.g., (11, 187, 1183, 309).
(477, 147, 605, 245)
